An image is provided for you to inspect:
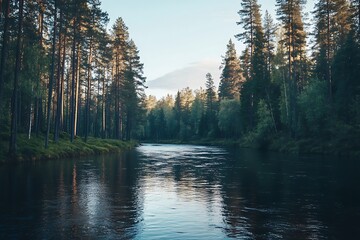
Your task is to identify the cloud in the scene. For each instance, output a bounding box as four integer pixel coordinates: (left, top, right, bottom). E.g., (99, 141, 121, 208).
(146, 60, 221, 98)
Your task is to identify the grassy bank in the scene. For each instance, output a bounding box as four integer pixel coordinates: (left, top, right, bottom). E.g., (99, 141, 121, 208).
(0, 134, 137, 163)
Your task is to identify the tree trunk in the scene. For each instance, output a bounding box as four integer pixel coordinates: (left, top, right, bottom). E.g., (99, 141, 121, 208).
(102, 67, 106, 138)
(126, 109, 131, 140)
(70, 13, 77, 142)
(94, 62, 101, 138)
(45, 0, 58, 149)
(326, 0, 332, 102)
(28, 87, 33, 139)
(54, 2, 63, 143)
(65, 72, 70, 133)
(74, 45, 81, 136)
(115, 52, 120, 139)
(0, 0, 10, 107)
(35, 0, 45, 137)
(9, 0, 24, 155)
(60, 33, 66, 131)
(85, 36, 93, 142)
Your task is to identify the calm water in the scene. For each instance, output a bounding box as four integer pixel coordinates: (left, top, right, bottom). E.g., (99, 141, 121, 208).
(0, 144, 360, 239)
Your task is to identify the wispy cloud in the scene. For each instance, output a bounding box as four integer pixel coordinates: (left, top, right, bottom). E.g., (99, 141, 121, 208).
(146, 60, 221, 98)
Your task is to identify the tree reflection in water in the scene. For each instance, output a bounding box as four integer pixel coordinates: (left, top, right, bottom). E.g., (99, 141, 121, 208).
(0, 144, 359, 239)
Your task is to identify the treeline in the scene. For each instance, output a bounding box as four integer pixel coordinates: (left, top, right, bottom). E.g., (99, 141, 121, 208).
(144, 0, 360, 151)
(0, 0, 146, 155)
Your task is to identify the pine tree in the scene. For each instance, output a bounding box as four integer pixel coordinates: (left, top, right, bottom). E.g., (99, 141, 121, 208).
(122, 40, 146, 140)
(111, 17, 129, 139)
(236, 0, 263, 59)
(173, 91, 182, 137)
(263, 10, 277, 75)
(332, 28, 360, 123)
(84, 0, 109, 142)
(205, 73, 218, 137)
(333, 0, 352, 45)
(9, 0, 24, 154)
(218, 39, 243, 100)
(240, 47, 251, 83)
(69, 0, 89, 142)
(313, 0, 351, 100)
(237, 0, 269, 130)
(0, 0, 11, 109)
(205, 73, 216, 113)
(34, 0, 47, 137)
(45, 0, 58, 148)
(276, 0, 307, 136)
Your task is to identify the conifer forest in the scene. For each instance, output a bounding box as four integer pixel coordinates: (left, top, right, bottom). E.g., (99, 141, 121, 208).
(0, 0, 360, 158)
(1, 1, 360, 239)
(145, 0, 360, 153)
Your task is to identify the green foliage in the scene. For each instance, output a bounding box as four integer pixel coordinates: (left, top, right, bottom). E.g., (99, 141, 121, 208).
(332, 31, 360, 122)
(205, 73, 216, 112)
(298, 80, 330, 135)
(351, 95, 360, 125)
(241, 99, 275, 149)
(218, 99, 241, 138)
(256, 99, 274, 137)
(219, 40, 243, 100)
(0, 135, 136, 162)
(141, 0, 360, 155)
(1, 0, 358, 157)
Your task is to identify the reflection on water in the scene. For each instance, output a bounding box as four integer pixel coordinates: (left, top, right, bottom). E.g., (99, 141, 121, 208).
(0, 144, 359, 239)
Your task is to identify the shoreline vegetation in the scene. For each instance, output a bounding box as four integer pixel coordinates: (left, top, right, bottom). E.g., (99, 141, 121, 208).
(1, 1, 359, 162)
(142, 135, 360, 157)
(0, 134, 137, 163)
(1, 133, 358, 163)
(141, 1, 360, 159)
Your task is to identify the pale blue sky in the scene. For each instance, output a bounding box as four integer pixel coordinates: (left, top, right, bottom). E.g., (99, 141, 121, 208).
(101, 0, 315, 98)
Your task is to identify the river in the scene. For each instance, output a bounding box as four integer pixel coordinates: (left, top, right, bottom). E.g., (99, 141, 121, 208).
(0, 144, 359, 239)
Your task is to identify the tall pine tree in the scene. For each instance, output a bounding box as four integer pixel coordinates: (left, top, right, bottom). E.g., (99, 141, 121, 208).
(276, 0, 307, 137)
(218, 39, 243, 100)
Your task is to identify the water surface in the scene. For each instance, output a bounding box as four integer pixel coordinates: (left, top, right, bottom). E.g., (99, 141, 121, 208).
(0, 144, 359, 239)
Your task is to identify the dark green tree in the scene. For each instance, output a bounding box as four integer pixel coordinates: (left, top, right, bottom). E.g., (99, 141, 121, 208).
(332, 30, 360, 123)
(236, 0, 263, 60)
(84, 0, 109, 142)
(111, 17, 129, 139)
(218, 39, 243, 100)
(313, 0, 351, 100)
(0, 0, 11, 109)
(263, 10, 277, 75)
(237, 0, 270, 131)
(205, 73, 216, 113)
(276, 0, 307, 137)
(122, 40, 146, 140)
(9, 0, 24, 154)
(205, 73, 218, 137)
(45, 0, 58, 148)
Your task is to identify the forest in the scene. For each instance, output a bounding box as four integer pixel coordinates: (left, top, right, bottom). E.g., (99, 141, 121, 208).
(0, 0, 146, 159)
(0, 0, 360, 160)
(144, 0, 360, 154)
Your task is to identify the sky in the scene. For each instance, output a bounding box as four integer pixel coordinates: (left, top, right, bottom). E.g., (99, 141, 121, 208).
(101, 0, 315, 98)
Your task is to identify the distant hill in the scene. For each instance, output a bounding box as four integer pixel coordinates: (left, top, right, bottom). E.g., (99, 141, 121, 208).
(146, 60, 221, 98)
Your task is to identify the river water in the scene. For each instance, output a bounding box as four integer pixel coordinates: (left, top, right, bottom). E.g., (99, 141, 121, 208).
(0, 144, 359, 239)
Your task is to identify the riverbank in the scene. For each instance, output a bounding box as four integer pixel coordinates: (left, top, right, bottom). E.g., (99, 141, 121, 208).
(0, 135, 137, 163)
(266, 136, 360, 156)
(142, 134, 360, 156)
